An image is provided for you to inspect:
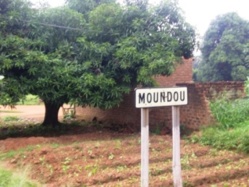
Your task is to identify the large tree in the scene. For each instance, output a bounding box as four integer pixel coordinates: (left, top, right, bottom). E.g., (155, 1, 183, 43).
(0, 0, 33, 105)
(197, 12, 249, 82)
(0, 0, 85, 125)
(0, 0, 195, 126)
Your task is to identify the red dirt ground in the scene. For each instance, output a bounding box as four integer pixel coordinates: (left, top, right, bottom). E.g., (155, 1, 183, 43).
(0, 106, 249, 186)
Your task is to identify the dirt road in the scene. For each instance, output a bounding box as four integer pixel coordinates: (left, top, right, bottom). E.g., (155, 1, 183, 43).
(0, 105, 63, 122)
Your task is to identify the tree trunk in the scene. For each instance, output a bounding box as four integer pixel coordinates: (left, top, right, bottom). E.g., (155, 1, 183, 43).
(42, 101, 61, 127)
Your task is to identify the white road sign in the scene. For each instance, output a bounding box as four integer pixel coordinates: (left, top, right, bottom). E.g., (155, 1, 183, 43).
(136, 87, 188, 108)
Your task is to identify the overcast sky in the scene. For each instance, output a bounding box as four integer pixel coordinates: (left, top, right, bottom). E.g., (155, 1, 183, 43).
(178, 0, 249, 37)
(30, 0, 249, 37)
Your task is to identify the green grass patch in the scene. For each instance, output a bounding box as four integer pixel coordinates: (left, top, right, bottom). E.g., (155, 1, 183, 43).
(210, 98, 249, 129)
(192, 97, 249, 154)
(0, 145, 38, 161)
(199, 120, 249, 153)
(0, 165, 39, 187)
(2, 116, 20, 122)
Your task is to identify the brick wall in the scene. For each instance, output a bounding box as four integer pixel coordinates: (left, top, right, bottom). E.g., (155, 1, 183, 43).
(154, 58, 193, 86)
(76, 92, 140, 129)
(148, 82, 245, 131)
(76, 59, 245, 131)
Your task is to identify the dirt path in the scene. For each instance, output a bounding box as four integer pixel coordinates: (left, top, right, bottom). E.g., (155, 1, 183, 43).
(0, 105, 63, 122)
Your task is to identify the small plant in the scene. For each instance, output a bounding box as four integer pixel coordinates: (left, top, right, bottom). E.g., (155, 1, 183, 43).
(85, 164, 99, 177)
(61, 157, 72, 173)
(3, 116, 20, 122)
(108, 153, 115, 160)
(116, 165, 127, 172)
(181, 154, 191, 170)
(46, 164, 54, 176)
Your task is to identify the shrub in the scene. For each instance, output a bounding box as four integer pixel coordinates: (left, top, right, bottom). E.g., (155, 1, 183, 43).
(196, 92, 249, 153)
(210, 97, 249, 129)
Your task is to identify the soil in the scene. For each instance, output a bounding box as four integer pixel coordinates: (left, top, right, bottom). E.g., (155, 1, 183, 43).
(0, 106, 249, 186)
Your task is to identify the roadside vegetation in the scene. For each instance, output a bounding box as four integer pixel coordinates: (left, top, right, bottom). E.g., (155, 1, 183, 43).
(192, 86, 249, 153)
(0, 165, 39, 187)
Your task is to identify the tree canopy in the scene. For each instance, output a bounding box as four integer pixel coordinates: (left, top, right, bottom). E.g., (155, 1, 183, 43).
(0, 0, 195, 126)
(196, 12, 249, 82)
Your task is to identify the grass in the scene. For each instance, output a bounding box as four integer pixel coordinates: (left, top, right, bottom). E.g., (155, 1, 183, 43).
(192, 96, 249, 153)
(0, 164, 39, 187)
(0, 116, 41, 129)
(199, 120, 249, 153)
(2, 116, 20, 122)
(209, 97, 249, 128)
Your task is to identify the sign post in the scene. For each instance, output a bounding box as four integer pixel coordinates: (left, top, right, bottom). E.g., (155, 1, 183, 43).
(141, 108, 149, 187)
(172, 106, 182, 186)
(136, 87, 187, 187)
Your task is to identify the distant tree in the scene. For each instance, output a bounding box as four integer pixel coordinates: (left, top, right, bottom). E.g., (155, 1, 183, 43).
(197, 12, 249, 81)
(192, 56, 202, 81)
(0, 0, 195, 126)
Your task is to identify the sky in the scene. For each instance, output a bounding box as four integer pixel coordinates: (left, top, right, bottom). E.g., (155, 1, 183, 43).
(30, 0, 249, 37)
(178, 0, 249, 38)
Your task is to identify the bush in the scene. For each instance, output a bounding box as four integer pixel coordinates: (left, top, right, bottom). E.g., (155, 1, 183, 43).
(200, 121, 249, 153)
(210, 97, 249, 129)
(193, 93, 249, 154)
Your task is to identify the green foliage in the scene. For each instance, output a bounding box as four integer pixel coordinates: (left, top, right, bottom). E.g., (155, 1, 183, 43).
(199, 121, 249, 153)
(210, 97, 249, 128)
(197, 12, 249, 81)
(0, 0, 195, 125)
(0, 167, 37, 187)
(67, 0, 115, 16)
(193, 96, 249, 153)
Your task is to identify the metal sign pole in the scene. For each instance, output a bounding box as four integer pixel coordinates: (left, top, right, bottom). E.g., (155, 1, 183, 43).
(172, 106, 183, 187)
(141, 108, 149, 187)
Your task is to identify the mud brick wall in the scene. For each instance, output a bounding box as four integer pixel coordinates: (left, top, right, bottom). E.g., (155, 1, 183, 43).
(76, 92, 140, 129)
(149, 82, 245, 130)
(190, 82, 246, 100)
(149, 83, 212, 131)
(76, 58, 245, 131)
